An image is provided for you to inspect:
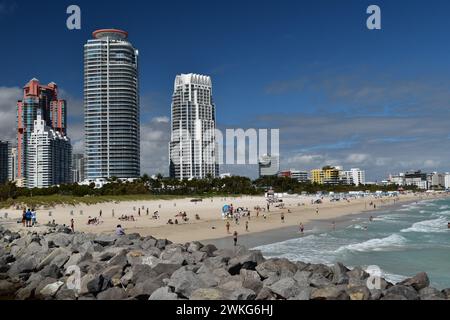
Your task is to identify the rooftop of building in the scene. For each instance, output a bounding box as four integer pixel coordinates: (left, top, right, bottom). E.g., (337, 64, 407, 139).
(92, 29, 128, 40)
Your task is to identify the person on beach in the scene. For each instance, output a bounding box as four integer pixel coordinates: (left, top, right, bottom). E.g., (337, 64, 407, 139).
(31, 210, 37, 226)
(25, 209, 32, 227)
(138, 208, 141, 217)
(316, 207, 319, 215)
(233, 231, 238, 246)
(245, 220, 249, 232)
(146, 208, 149, 216)
(226, 221, 231, 234)
(70, 218, 74, 232)
(299, 222, 304, 234)
(99, 210, 102, 217)
(369, 215, 374, 222)
(267, 203, 270, 212)
(116, 224, 125, 236)
(281, 213, 285, 223)
(22, 209, 26, 227)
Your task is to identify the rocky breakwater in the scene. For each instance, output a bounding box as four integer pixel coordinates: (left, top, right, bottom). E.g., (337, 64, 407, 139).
(0, 224, 449, 300)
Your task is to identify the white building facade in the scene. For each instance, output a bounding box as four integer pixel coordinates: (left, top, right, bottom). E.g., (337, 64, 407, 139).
(27, 115, 72, 188)
(169, 73, 218, 180)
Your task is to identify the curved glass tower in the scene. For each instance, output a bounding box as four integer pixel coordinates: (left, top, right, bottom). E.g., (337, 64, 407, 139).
(84, 29, 140, 179)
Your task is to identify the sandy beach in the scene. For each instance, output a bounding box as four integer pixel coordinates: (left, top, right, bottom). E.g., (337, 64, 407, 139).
(0, 192, 447, 245)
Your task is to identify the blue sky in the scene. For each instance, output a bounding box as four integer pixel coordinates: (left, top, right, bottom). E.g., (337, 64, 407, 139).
(1, 0, 450, 179)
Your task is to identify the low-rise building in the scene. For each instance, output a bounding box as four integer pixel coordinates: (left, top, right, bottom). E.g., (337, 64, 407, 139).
(311, 166, 340, 185)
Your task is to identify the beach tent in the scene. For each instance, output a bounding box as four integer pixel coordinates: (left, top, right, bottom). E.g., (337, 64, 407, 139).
(222, 205, 230, 219)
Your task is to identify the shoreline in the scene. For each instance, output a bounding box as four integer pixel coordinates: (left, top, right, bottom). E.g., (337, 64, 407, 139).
(0, 193, 448, 245)
(204, 198, 421, 250)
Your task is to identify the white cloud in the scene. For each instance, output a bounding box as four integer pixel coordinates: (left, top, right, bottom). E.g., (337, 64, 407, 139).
(346, 153, 369, 164)
(152, 116, 170, 123)
(0, 87, 21, 143)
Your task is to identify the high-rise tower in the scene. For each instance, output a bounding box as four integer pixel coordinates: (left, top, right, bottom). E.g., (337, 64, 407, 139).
(16, 79, 67, 183)
(169, 73, 218, 180)
(84, 29, 140, 179)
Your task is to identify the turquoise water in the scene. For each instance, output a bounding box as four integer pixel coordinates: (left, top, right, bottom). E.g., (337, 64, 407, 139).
(254, 198, 450, 289)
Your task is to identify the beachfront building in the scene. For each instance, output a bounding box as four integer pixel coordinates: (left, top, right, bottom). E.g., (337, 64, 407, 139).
(0, 141, 9, 184)
(258, 154, 279, 177)
(342, 168, 366, 186)
(169, 73, 218, 180)
(72, 153, 85, 183)
(310, 166, 340, 185)
(404, 171, 428, 190)
(84, 29, 140, 180)
(8, 147, 18, 182)
(430, 172, 445, 189)
(16, 79, 67, 185)
(444, 173, 450, 190)
(278, 169, 309, 182)
(388, 173, 405, 186)
(26, 114, 72, 188)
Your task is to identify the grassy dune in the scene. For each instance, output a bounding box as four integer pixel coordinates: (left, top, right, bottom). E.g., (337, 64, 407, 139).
(0, 194, 194, 209)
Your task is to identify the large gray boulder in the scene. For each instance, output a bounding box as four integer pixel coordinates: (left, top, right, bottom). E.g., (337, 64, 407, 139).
(311, 286, 350, 300)
(229, 288, 256, 300)
(8, 254, 40, 276)
(269, 277, 302, 299)
(399, 272, 430, 291)
(288, 287, 311, 300)
(346, 286, 371, 300)
(255, 258, 298, 279)
(332, 262, 349, 285)
(418, 287, 446, 300)
(227, 251, 265, 275)
(309, 273, 332, 288)
(148, 286, 178, 300)
(384, 285, 419, 300)
(39, 281, 64, 299)
(94, 235, 118, 247)
(97, 287, 127, 300)
(293, 270, 312, 287)
(200, 244, 217, 257)
(168, 267, 206, 298)
(46, 233, 73, 247)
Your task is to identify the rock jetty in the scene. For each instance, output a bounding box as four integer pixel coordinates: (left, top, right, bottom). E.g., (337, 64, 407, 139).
(0, 224, 448, 300)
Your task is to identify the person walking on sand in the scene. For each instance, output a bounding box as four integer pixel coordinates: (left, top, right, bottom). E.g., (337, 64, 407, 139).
(245, 220, 249, 232)
(316, 207, 319, 215)
(267, 203, 270, 212)
(99, 210, 102, 218)
(70, 218, 75, 232)
(233, 231, 238, 246)
(138, 208, 141, 217)
(226, 221, 231, 234)
(281, 213, 285, 223)
(299, 222, 304, 234)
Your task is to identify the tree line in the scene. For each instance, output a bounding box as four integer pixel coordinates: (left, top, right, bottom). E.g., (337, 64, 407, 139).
(0, 175, 416, 202)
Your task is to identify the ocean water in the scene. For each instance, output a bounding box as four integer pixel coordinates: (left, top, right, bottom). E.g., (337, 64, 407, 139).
(253, 198, 450, 289)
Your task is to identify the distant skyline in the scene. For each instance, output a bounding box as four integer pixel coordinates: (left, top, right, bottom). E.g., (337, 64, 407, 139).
(1, 0, 450, 180)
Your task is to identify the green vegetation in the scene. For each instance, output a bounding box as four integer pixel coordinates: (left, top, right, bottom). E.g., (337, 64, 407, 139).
(0, 175, 415, 209)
